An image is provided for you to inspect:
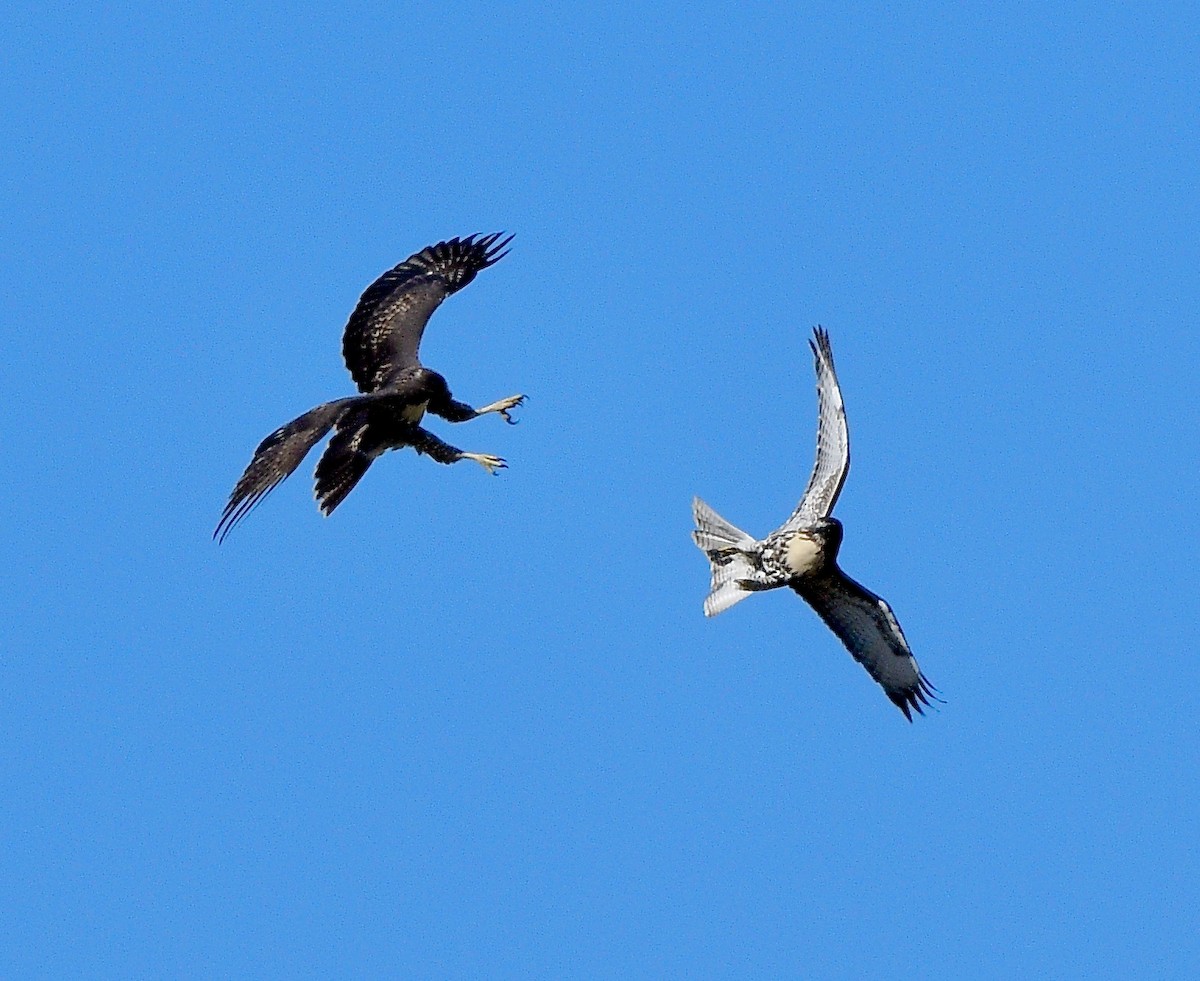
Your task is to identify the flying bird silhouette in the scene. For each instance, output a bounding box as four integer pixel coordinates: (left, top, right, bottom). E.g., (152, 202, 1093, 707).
(216, 233, 525, 542)
(692, 327, 937, 719)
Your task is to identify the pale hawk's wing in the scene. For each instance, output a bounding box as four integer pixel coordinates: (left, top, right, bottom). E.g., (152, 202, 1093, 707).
(791, 568, 937, 720)
(782, 326, 849, 530)
(342, 233, 513, 393)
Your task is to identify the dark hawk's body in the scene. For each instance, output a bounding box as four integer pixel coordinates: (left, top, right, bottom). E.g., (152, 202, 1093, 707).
(216, 233, 524, 542)
(692, 327, 938, 721)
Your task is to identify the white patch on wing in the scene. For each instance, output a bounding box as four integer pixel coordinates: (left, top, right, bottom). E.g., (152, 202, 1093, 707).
(878, 599, 905, 639)
(784, 534, 822, 576)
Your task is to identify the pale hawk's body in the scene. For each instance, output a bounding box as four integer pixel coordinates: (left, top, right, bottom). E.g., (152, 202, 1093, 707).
(691, 327, 937, 720)
(216, 233, 525, 542)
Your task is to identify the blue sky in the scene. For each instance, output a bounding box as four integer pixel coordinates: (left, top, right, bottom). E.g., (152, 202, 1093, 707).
(3, 1, 1198, 976)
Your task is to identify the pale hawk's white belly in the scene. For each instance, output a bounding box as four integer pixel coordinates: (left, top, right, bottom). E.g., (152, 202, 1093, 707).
(783, 533, 823, 577)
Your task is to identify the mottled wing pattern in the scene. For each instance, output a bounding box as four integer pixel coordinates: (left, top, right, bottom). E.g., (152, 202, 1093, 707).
(342, 232, 514, 393)
(214, 397, 360, 542)
(783, 326, 849, 530)
(791, 569, 938, 720)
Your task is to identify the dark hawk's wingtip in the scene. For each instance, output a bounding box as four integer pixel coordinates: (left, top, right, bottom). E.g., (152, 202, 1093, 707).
(474, 230, 514, 266)
(213, 484, 275, 544)
(213, 495, 256, 545)
(430, 232, 514, 277)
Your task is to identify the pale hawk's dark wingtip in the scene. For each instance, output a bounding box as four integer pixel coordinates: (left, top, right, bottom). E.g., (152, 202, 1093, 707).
(890, 672, 943, 722)
(808, 324, 834, 363)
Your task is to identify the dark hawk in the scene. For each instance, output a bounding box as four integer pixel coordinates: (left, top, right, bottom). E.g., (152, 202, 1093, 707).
(691, 327, 938, 720)
(215, 233, 524, 542)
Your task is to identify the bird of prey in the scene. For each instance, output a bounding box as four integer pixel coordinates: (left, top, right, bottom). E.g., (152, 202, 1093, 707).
(215, 233, 525, 542)
(691, 327, 937, 720)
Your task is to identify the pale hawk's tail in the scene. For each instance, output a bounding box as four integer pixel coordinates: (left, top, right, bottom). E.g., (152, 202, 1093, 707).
(691, 497, 760, 617)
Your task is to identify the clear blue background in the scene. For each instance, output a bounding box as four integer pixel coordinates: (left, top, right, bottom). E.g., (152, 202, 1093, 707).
(3, 2, 1197, 976)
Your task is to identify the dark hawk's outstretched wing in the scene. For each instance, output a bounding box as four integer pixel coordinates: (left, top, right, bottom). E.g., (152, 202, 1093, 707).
(782, 326, 849, 531)
(214, 396, 365, 543)
(342, 232, 513, 393)
(791, 567, 938, 720)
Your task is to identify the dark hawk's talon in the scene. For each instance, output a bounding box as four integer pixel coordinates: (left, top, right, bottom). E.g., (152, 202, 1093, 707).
(462, 452, 507, 475)
(478, 393, 526, 425)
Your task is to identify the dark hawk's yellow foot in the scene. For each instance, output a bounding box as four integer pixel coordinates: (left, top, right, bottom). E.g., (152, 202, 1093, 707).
(477, 393, 527, 425)
(462, 452, 507, 475)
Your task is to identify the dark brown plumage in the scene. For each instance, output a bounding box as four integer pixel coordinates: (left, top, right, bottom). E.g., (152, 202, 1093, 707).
(215, 234, 524, 543)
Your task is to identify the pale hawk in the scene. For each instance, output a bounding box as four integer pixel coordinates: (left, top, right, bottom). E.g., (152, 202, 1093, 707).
(691, 327, 938, 720)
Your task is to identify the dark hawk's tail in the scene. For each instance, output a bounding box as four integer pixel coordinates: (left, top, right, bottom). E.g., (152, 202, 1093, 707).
(313, 413, 377, 516)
